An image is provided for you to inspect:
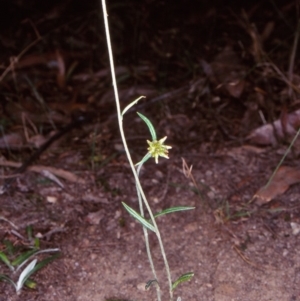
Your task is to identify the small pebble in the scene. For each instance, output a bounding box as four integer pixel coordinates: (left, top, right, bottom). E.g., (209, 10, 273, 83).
(291, 222, 300, 235)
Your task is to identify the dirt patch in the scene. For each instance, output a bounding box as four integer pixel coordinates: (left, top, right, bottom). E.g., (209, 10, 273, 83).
(1, 146, 300, 301)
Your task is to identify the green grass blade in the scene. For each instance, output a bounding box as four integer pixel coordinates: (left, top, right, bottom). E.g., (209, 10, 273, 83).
(0, 251, 13, 271)
(34, 238, 40, 249)
(16, 248, 60, 272)
(154, 206, 195, 219)
(122, 202, 156, 232)
(137, 112, 157, 141)
(12, 249, 38, 267)
(25, 278, 37, 289)
(0, 274, 16, 289)
(29, 253, 60, 276)
(26, 225, 33, 241)
(16, 253, 60, 293)
(172, 272, 194, 291)
(3, 240, 14, 255)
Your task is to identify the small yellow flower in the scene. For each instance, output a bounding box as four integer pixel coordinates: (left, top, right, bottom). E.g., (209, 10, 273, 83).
(147, 136, 172, 164)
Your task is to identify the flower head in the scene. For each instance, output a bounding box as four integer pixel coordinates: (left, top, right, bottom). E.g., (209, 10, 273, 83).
(147, 136, 172, 164)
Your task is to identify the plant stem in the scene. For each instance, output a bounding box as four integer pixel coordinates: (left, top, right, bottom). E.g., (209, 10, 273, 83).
(101, 1, 173, 299)
(136, 164, 160, 298)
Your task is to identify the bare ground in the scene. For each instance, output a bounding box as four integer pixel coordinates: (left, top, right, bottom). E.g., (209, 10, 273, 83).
(1, 142, 300, 301)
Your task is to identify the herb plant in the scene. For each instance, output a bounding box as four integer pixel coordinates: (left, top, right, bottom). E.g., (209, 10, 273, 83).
(101, 1, 195, 300)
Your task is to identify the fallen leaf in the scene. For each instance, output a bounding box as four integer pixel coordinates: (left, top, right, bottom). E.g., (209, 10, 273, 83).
(85, 210, 104, 225)
(0, 132, 24, 149)
(81, 192, 109, 204)
(73, 65, 153, 81)
(207, 45, 247, 98)
(5, 100, 71, 125)
(55, 50, 66, 89)
(247, 109, 300, 145)
(0, 159, 85, 184)
(225, 80, 245, 99)
(28, 134, 49, 148)
(41, 170, 64, 188)
(254, 166, 300, 205)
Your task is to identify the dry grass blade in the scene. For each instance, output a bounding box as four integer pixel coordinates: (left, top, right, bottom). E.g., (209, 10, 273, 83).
(233, 245, 263, 271)
(0, 37, 41, 82)
(181, 157, 212, 206)
(0, 160, 85, 184)
(288, 20, 300, 99)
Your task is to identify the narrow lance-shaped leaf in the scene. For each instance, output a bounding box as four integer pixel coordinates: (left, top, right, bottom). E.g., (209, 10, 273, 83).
(122, 202, 156, 232)
(154, 206, 195, 219)
(0, 274, 17, 290)
(34, 238, 40, 249)
(12, 249, 38, 267)
(135, 153, 151, 170)
(172, 272, 194, 291)
(16, 259, 37, 293)
(16, 248, 60, 272)
(24, 278, 37, 289)
(0, 251, 13, 271)
(20, 253, 60, 291)
(137, 112, 157, 141)
(28, 253, 61, 277)
(3, 240, 14, 255)
(26, 225, 33, 241)
(122, 96, 145, 116)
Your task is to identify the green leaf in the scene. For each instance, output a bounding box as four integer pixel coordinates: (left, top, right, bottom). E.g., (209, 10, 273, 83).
(3, 240, 14, 255)
(135, 153, 151, 170)
(122, 202, 156, 232)
(154, 206, 195, 219)
(34, 237, 40, 249)
(26, 225, 33, 241)
(122, 96, 145, 116)
(0, 274, 16, 289)
(16, 253, 60, 293)
(172, 272, 194, 291)
(0, 251, 13, 271)
(12, 249, 38, 267)
(16, 259, 37, 293)
(25, 278, 37, 289)
(29, 253, 60, 276)
(16, 248, 60, 272)
(137, 112, 157, 141)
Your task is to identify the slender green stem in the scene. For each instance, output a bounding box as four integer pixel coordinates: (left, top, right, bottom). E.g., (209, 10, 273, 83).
(101, 1, 173, 299)
(136, 163, 159, 282)
(136, 165, 160, 300)
(265, 127, 300, 188)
